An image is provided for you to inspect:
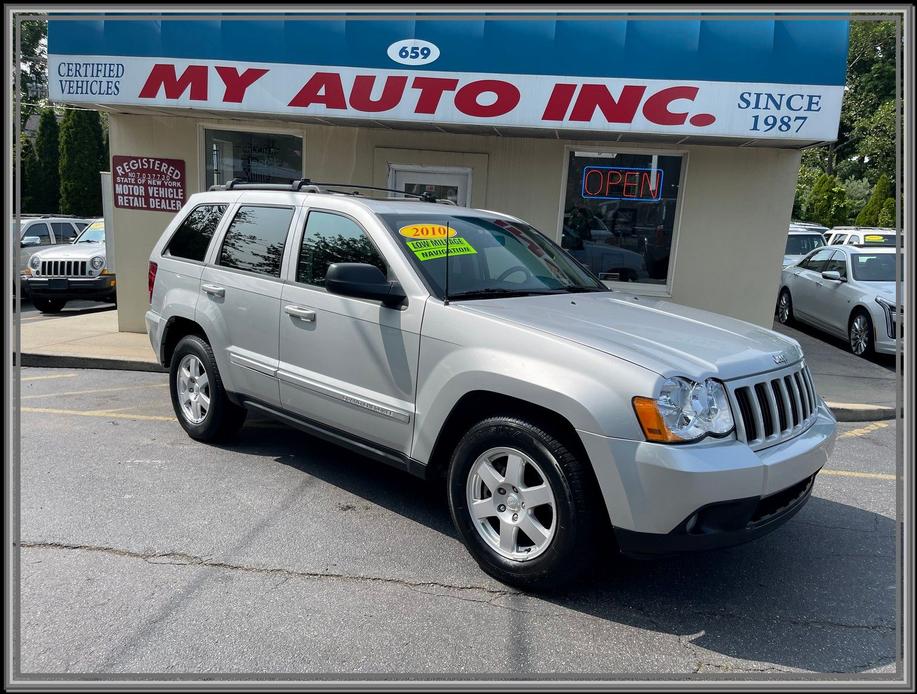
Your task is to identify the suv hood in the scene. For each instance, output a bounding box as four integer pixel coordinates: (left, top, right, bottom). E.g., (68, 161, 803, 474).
(458, 292, 802, 381)
(29, 242, 106, 260)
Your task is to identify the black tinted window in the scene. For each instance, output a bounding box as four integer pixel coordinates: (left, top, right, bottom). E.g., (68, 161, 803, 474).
(785, 234, 824, 255)
(74, 221, 89, 231)
(219, 206, 293, 277)
(51, 222, 78, 242)
(297, 211, 386, 287)
(25, 222, 51, 245)
(167, 205, 227, 262)
(824, 252, 847, 278)
(802, 249, 834, 272)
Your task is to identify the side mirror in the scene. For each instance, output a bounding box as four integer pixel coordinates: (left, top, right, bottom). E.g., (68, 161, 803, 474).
(821, 270, 844, 282)
(325, 263, 406, 307)
(20, 236, 41, 248)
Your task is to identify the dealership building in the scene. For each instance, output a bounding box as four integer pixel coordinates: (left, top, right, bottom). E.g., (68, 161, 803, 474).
(47, 13, 849, 333)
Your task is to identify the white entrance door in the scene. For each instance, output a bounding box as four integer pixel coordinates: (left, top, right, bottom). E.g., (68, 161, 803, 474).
(388, 165, 472, 206)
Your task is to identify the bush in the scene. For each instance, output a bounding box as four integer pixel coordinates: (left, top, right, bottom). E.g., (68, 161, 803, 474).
(59, 108, 104, 217)
(807, 174, 849, 228)
(877, 198, 896, 228)
(855, 174, 891, 226)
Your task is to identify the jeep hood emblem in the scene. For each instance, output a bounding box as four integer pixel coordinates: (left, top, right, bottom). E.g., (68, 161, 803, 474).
(773, 353, 788, 365)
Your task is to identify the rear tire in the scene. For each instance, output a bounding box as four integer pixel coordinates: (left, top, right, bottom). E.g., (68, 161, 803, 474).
(32, 297, 66, 314)
(169, 334, 247, 442)
(447, 416, 603, 591)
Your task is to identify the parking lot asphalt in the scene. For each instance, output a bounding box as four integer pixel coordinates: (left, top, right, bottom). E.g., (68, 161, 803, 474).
(15, 367, 900, 678)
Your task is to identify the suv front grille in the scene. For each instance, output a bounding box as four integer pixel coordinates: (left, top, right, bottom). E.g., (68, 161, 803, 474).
(41, 260, 89, 277)
(728, 363, 818, 450)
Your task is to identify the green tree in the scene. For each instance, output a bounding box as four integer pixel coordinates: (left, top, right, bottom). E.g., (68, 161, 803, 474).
(59, 108, 104, 217)
(843, 177, 872, 222)
(877, 197, 896, 228)
(856, 100, 897, 185)
(855, 174, 891, 226)
(808, 174, 849, 228)
(16, 17, 48, 130)
(32, 108, 60, 213)
(19, 134, 39, 212)
(792, 164, 822, 220)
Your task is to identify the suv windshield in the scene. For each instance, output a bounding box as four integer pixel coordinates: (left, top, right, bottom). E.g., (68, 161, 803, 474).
(785, 234, 825, 255)
(379, 214, 606, 300)
(851, 253, 896, 281)
(75, 222, 105, 243)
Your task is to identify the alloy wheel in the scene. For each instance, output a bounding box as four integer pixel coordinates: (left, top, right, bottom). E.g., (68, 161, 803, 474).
(778, 292, 790, 323)
(850, 314, 870, 355)
(465, 447, 557, 561)
(177, 353, 211, 424)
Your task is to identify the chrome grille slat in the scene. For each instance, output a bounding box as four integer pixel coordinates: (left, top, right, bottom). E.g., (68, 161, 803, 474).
(729, 362, 819, 452)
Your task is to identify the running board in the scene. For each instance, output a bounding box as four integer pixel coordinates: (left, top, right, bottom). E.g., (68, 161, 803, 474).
(241, 399, 428, 480)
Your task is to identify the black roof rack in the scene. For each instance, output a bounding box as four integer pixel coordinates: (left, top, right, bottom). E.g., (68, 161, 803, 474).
(207, 178, 457, 205)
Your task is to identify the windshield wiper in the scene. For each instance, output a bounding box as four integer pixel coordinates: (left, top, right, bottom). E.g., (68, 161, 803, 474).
(447, 288, 561, 301)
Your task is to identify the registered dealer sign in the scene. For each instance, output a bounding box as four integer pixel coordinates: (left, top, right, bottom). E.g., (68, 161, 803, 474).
(112, 155, 186, 212)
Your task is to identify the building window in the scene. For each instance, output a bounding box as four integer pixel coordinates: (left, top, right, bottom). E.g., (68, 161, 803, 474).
(218, 205, 295, 278)
(204, 129, 303, 187)
(561, 150, 684, 286)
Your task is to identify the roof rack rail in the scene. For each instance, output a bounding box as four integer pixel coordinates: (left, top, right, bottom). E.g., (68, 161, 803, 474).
(207, 178, 458, 204)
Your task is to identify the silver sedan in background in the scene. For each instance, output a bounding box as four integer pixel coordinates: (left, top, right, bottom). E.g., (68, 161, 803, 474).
(777, 245, 900, 357)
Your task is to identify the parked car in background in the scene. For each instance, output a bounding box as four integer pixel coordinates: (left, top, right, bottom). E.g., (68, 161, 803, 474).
(14, 215, 94, 280)
(21, 219, 116, 313)
(789, 221, 829, 240)
(777, 245, 899, 357)
(146, 182, 836, 589)
(783, 224, 827, 268)
(825, 227, 899, 247)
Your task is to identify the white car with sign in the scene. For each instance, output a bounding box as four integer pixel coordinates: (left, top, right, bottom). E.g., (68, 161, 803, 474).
(777, 245, 899, 356)
(22, 220, 117, 313)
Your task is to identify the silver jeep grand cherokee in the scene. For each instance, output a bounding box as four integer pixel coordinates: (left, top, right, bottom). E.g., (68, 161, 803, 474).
(146, 180, 836, 590)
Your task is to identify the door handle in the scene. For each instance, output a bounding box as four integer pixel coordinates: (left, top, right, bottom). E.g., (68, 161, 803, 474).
(284, 305, 316, 322)
(201, 284, 225, 298)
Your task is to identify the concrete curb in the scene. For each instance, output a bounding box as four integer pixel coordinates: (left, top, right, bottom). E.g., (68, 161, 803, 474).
(18, 353, 166, 374)
(826, 401, 898, 423)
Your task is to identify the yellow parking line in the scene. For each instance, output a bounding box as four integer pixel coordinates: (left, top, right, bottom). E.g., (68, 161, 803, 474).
(20, 373, 77, 382)
(21, 384, 168, 400)
(839, 422, 890, 439)
(820, 469, 897, 481)
(20, 406, 176, 422)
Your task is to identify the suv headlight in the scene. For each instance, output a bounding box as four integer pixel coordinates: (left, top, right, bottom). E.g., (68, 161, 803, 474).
(633, 377, 735, 444)
(29, 255, 41, 270)
(90, 256, 105, 271)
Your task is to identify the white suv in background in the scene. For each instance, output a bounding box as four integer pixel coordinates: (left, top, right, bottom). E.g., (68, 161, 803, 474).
(146, 180, 836, 589)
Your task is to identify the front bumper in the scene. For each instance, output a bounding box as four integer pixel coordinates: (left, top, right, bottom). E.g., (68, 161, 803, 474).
(25, 274, 117, 300)
(578, 400, 837, 554)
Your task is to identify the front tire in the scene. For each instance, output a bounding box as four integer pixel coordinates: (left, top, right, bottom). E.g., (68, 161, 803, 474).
(169, 335, 247, 442)
(776, 288, 793, 325)
(32, 297, 66, 313)
(848, 310, 875, 358)
(447, 416, 603, 591)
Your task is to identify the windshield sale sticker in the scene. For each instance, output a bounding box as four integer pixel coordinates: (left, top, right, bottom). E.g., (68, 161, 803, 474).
(406, 237, 477, 261)
(399, 224, 457, 239)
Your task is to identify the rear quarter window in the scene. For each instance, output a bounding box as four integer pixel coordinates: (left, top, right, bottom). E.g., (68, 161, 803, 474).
(165, 204, 228, 262)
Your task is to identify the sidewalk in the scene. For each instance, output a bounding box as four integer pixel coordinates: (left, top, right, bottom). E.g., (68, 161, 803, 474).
(18, 309, 163, 372)
(17, 309, 898, 421)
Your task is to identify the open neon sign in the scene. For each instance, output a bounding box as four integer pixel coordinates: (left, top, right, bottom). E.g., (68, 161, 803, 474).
(581, 166, 664, 202)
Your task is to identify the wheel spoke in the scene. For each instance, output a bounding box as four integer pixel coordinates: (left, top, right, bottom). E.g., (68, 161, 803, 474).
(477, 461, 503, 493)
(503, 453, 524, 488)
(499, 521, 518, 552)
(199, 393, 210, 412)
(522, 484, 552, 508)
(196, 372, 209, 391)
(518, 513, 550, 547)
(471, 498, 495, 519)
(191, 399, 202, 420)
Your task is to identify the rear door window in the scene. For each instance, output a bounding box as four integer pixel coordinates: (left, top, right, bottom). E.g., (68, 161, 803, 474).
(218, 205, 294, 277)
(166, 205, 228, 262)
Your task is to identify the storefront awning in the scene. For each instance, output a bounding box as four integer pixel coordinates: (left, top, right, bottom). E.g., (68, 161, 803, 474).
(48, 13, 850, 145)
